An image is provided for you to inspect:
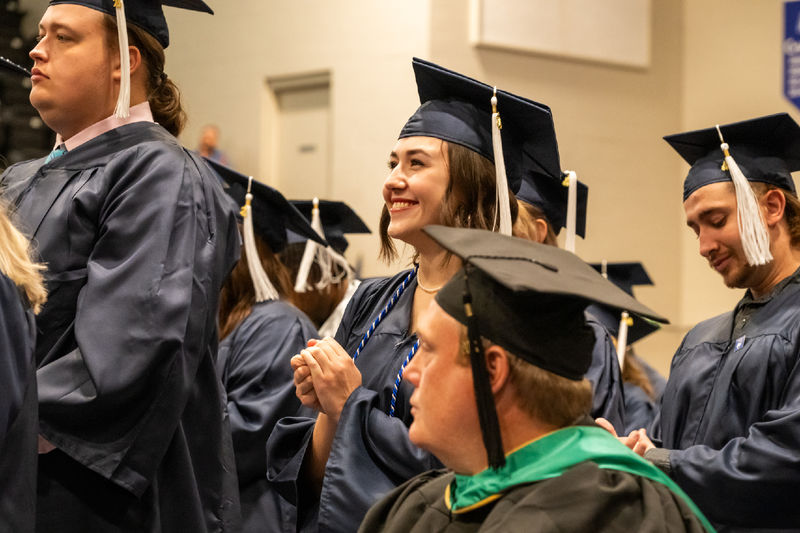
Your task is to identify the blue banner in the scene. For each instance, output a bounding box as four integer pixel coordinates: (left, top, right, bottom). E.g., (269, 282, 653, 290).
(784, 1, 800, 110)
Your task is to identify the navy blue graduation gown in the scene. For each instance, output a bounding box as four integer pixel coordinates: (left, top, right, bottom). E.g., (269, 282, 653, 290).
(0, 273, 38, 532)
(216, 300, 319, 533)
(584, 313, 625, 430)
(0, 121, 242, 532)
(650, 269, 800, 531)
(267, 270, 626, 532)
(623, 382, 657, 435)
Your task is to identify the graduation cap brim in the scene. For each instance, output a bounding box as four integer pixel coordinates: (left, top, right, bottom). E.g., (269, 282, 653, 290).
(290, 200, 370, 235)
(50, 0, 212, 48)
(403, 58, 562, 191)
(0, 56, 31, 77)
(664, 113, 800, 168)
(204, 159, 325, 252)
(585, 304, 661, 344)
(589, 262, 653, 296)
(423, 225, 668, 324)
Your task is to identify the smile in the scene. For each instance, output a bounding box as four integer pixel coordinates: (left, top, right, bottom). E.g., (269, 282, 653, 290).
(391, 200, 417, 210)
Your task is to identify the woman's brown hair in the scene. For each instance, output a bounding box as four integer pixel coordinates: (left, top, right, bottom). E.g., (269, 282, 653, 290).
(379, 141, 519, 263)
(218, 234, 293, 339)
(103, 16, 187, 136)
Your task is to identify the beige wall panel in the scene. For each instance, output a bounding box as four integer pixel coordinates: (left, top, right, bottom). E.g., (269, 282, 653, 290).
(430, 0, 683, 374)
(165, 0, 432, 278)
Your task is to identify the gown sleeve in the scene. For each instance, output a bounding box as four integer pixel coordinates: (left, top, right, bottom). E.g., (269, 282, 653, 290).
(0, 274, 30, 440)
(584, 314, 625, 430)
(664, 354, 800, 528)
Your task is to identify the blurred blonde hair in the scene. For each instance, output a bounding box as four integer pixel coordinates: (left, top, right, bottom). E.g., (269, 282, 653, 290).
(0, 205, 46, 313)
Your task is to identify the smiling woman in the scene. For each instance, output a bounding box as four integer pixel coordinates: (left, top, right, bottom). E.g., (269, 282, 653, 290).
(266, 58, 547, 533)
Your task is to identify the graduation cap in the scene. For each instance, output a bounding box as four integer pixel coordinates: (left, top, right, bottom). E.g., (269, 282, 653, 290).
(0, 56, 31, 77)
(289, 198, 365, 293)
(400, 58, 584, 248)
(289, 199, 370, 254)
(49, 0, 213, 118)
(517, 172, 589, 239)
(204, 158, 325, 302)
(664, 113, 800, 266)
(586, 262, 661, 369)
(422, 225, 668, 469)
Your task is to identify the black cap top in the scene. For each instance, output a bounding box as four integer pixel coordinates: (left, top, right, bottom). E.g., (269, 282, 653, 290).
(399, 58, 562, 195)
(49, 0, 213, 48)
(517, 173, 588, 237)
(586, 262, 659, 343)
(425, 226, 667, 380)
(204, 159, 325, 253)
(0, 56, 30, 77)
(288, 200, 370, 254)
(664, 113, 800, 200)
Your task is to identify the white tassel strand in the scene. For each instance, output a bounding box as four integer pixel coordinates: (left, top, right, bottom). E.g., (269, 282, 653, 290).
(490, 88, 513, 236)
(715, 125, 772, 266)
(616, 311, 631, 372)
(294, 198, 353, 293)
(113, 0, 131, 118)
(562, 170, 578, 253)
(242, 177, 279, 302)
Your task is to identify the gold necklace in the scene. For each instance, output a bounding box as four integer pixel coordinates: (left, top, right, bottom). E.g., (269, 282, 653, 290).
(416, 273, 444, 294)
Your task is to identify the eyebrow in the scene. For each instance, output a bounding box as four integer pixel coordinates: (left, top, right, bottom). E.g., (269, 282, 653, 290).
(389, 148, 432, 159)
(38, 21, 76, 33)
(686, 207, 725, 227)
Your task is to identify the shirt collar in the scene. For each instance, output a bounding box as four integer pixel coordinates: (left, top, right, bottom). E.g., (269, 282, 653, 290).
(55, 102, 155, 152)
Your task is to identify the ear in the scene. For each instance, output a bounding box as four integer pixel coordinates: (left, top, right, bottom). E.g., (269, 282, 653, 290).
(111, 46, 142, 81)
(128, 45, 143, 76)
(534, 218, 549, 244)
(761, 188, 786, 228)
(484, 345, 511, 394)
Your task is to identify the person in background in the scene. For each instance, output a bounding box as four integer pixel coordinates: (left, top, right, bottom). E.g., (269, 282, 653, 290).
(281, 198, 371, 337)
(588, 261, 666, 434)
(208, 159, 325, 533)
(359, 225, 709, 532)
(198, 123, 230, 165)
(0, 1, 242, 530)
(619, 113, 800, 531)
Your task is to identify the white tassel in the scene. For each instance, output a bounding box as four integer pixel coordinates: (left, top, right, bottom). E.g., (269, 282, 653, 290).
(242, 177, 279, 302)
(616, 311, 630, 372)
(563, 170, 578, 253)
(600, 259, 608, 279)
(490, 88, 512, 236)
(294, 198, 353, 293)
(113, 0, 130, 119)
(715, 125, 772, 266)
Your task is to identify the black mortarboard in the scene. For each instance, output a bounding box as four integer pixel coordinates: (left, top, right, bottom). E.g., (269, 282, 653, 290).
(205, 159, 324, 253)
(664, 113, 800, 201)
(49, 0, 212, 48)
(517, 172, 589, 238)
(0, 56, 30, 77)
(289, 200, 370, 254)
(399, 58, 561, 194)
(423, 225, 668, 468)
(586, 262, 660, 344)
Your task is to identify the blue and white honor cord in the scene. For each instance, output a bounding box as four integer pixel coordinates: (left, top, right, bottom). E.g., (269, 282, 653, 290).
(350, 265, 420, 417)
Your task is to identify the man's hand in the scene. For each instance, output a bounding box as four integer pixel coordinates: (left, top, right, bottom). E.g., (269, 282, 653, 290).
(595, 417, 655, 455)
